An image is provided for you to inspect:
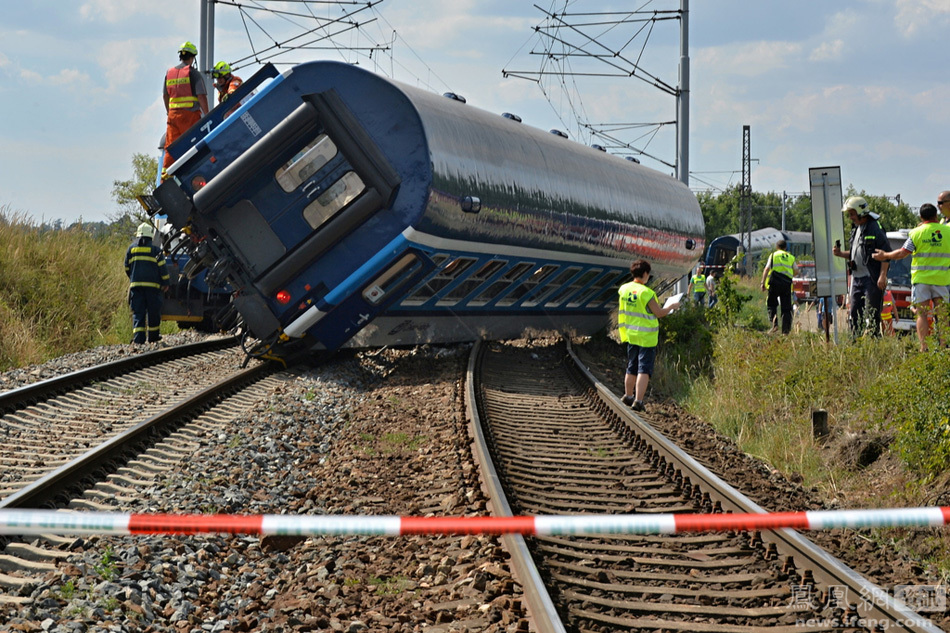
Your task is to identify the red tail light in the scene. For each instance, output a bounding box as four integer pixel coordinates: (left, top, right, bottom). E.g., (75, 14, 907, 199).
(191, 175, 207, 190)
(276, 290, 291, 304)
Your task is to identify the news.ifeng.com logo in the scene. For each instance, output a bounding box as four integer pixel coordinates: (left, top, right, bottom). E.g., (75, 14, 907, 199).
(790, 583, 946, 613)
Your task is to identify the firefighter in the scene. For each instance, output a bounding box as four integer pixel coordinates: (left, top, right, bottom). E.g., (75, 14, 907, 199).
(880, 289, 896, 336)
(761, 239, 796, 334)
(163, 41, 209, 175)
(125, 223, 170, 345)
(212, 61, 243, 105)
(833, 196, 890, 337)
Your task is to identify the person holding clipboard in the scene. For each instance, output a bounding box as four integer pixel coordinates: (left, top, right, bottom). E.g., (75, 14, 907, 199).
(617, 259, 680, 412)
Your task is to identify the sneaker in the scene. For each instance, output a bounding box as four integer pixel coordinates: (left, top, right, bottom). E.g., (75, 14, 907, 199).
(631, 400, 645, 412)
(621, 395, 635, 406)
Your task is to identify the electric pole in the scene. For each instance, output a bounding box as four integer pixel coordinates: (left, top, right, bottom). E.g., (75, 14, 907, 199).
(741, 125, 751, 274)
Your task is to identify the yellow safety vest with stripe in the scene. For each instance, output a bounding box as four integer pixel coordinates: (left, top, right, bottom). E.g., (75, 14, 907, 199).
(909, 222, 950, 285)
(166, 66, 198, 110)
(691, 274, 706, 293)
(618, 281, 658, 347)
(768, 250, 796, 282)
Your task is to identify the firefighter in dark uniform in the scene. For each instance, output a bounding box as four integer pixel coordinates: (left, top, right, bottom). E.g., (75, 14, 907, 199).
(125, 223, 169, 345)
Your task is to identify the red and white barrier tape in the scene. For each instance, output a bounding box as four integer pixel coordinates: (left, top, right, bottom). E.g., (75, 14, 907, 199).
(1, 507, 949, 537)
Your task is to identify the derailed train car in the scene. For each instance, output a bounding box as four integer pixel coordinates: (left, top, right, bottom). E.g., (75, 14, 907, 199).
(149, 61, 704, 360)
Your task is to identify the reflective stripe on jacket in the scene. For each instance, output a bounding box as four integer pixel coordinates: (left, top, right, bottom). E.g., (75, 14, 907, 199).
(909, 222, 950, 285)
(768, 250, 796, 282)
(125, 239, 169, 289)
(166, 66, 198, 110)
(618, 281, 658, 347)
(217, 75, 243, 103)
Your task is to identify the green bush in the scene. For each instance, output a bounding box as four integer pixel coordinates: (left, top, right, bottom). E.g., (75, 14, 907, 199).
(862, 348, 950, 476)
(654, 301, 714, 399)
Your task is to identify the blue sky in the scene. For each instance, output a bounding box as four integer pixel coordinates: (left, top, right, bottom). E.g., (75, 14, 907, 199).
(1, 0, 949, 225)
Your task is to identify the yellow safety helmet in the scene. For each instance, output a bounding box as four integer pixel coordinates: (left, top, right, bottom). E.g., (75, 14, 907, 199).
(212, 61, 231, 78)
(178, 41, 198, 57)
(136, 222, 155, 238)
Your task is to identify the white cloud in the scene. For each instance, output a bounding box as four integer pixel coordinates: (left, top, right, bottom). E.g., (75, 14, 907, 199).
(894, 0, 950, 36)
(97, 40, 140, 90)
(697, 41, 803, 78)
(808, 39, 844, 62)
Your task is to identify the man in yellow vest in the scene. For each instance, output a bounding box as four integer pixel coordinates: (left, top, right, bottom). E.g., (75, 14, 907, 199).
(690, 266, 707, 307)
(618, 259, 680, 412)
(938, 191, 950, 224)
(873, 203, 950, 351)
(760, 239, 796, 334)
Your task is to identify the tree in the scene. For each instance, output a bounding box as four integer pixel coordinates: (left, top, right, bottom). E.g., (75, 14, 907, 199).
(697, 187, 812, 244)
(844, 186, 917, 232)
(109, 152, 159, 239)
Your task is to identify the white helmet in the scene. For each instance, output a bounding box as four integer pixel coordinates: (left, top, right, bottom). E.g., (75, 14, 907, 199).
(842, 196, 879, 220)
(136, 222, 155, 238)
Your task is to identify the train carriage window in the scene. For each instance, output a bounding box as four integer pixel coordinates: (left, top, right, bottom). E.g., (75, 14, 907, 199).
(567, 270, 609, 307)
(438, 259, 507, 306)
(523, 267, 581, 307)
(401, 257, 477, 306)
(497, 265, 558, 307)
(275, 135, 338, 193)
(302, 171, 366, 230)
(548, 269, 601, 307)
(584, 271, 623, 307)
(471, 262, 534, 306)
(363, 254, 421, 305)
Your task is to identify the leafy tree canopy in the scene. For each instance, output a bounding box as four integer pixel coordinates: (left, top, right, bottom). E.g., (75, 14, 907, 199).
(109, 152, 159, 239)
(698, 185, 918, 245)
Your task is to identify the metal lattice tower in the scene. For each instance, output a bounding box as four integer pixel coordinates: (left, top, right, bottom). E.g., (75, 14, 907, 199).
(740, 125, 752, 273)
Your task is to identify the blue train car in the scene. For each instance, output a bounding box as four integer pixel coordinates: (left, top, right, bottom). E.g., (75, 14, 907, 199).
(149, 61, 704, 360)
(705, 228, 813, 275)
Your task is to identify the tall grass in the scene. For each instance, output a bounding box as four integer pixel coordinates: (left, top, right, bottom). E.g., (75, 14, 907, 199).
(666, 274, 950, 499)
(0, 209, 131, 369)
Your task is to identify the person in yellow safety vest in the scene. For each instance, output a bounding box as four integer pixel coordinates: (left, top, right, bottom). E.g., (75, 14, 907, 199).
(873, 203, 950, 351)
(690, 267, 707, 307)
(760, 239, 796, 334)
(938, 191, 950, 224)
(617, 259, 680, 413)
(163, 41, 209, 175)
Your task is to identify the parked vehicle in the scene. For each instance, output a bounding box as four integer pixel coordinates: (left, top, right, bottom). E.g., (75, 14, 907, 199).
(885, 229, 913, 332)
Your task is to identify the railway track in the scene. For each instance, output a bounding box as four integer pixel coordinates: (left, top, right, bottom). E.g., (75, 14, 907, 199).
(0, 337, 246, 503)
(0, 339, 284, 604)
(468, 340, 942, 633)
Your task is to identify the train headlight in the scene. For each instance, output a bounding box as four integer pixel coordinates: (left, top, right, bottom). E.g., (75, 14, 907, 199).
(276, 290, 292, 304)
(191, 175, 207, 191)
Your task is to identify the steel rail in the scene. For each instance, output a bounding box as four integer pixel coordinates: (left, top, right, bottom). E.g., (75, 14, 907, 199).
(565, 340, 942, 633)
(0, 361, 272, 511)
(0, 337, 239, 414)
(465, 341, 567, 633)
